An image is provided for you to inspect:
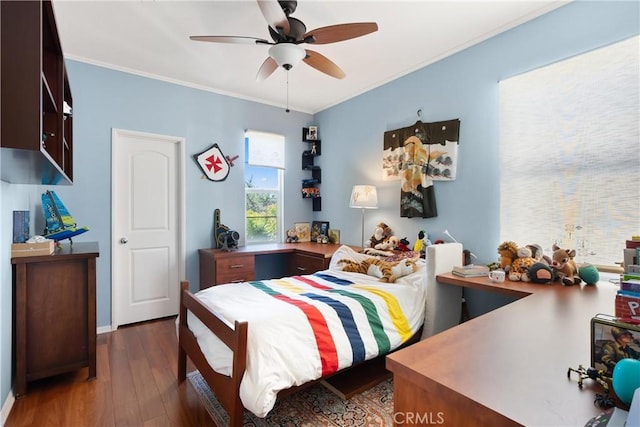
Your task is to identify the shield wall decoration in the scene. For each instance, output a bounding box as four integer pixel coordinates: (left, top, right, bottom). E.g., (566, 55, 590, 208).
(194, 143, 230, 181)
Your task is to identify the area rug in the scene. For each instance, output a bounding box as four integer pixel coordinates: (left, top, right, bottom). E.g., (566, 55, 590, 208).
(187, 371, 394, 426)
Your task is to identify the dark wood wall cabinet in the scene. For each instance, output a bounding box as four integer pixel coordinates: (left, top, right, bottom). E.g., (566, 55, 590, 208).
(1, 0, 73, 185)
(12, 242, 99, 397)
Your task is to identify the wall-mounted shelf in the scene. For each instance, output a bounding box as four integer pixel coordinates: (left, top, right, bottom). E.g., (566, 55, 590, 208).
(301, 127, 321, 211)
(1, 0, 73, 185)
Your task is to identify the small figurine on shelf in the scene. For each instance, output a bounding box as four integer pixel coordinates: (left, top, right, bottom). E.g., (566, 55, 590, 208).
(286, 228, 298, 243)
(311, 143, 317, 155)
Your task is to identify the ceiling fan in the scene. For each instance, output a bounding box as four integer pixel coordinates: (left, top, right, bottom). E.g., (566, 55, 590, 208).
(190, 0, 378, 81)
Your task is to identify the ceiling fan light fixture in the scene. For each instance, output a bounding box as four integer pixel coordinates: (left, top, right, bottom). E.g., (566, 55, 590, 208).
(269, 43, 305, 70)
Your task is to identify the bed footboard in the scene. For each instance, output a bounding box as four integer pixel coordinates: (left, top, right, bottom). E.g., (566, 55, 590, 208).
(178, 281, 248, 427)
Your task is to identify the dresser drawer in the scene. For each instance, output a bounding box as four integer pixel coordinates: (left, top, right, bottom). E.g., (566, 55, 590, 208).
(215, 255, 255, 284)
(288, 252, 326, 275)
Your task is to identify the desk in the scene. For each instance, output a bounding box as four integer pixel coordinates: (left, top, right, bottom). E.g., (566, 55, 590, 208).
(386, 274, 620, 426)
(198, 243, 354, 289)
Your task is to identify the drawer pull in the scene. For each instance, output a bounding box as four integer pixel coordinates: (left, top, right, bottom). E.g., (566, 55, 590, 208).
(230, 264, 244, 269)
(297, 266, 307, 271)
(231, 279, 244, 283)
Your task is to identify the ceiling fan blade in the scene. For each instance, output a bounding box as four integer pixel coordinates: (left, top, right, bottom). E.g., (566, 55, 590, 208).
(256, 57, 278, 82)
(303, 49, 345, 79)
(190, 35, 270, 45)
(304, 22, 378, 45)
(257, 0, 290, 35)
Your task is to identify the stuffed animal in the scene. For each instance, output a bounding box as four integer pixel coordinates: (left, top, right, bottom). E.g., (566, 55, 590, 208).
(397, 237, 412, 252)
(413, 230, 425, 253)
(578, 263, 599, 285)
(525, 263, 554, 284)
(526, 243, 551, 265)
(497, 241, 518, 272)
(520, 243, 552, 282)
(551, 244, 582, 286)
(338, 258, 417, 283)
(366, 222, 392, 248)
(375, 235, 399, 251)
(508, 246, 537, 281)
(285, 228, 298, 243)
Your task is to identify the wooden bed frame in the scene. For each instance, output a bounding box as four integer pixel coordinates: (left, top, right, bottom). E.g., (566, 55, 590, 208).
(176, 242, 463, 426)
(177, 280, 421, 426)
(178, 280, 247, 425)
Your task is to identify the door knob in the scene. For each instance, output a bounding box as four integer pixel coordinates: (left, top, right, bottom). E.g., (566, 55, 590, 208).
(120, 237, 128, 244)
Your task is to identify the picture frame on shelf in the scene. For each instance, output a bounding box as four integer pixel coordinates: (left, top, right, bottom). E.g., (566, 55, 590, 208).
(311, 221, 330, 242)
(328, 229, 340, 244)
(294, 222, 311, 242)
(306, 126, 318, 140)
(590, 313, 640, 377)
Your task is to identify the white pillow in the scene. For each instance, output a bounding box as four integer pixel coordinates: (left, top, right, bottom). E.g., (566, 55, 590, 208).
(328, 245, 374, 270)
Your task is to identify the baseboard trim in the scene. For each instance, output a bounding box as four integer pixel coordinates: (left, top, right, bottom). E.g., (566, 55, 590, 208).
(1, 389, 15, 427)
(97, 325, 113, 335)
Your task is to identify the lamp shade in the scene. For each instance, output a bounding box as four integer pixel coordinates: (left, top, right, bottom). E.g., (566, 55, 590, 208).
(268, 43, 306, 70)
(350, 185, 378, 209)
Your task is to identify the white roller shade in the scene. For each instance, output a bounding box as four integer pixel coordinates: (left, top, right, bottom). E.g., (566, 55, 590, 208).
(246, 130, 285, 169)
(499, 35, 639, 266)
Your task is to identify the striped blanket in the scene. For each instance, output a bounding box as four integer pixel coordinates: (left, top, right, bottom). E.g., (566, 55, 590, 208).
(187, 261, 427, 417)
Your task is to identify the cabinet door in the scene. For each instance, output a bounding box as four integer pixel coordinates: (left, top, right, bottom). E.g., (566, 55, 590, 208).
(26, 260, 88, 379)
(288, 253, 325, 276)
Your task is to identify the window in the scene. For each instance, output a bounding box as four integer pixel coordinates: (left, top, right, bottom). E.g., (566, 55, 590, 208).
(499, 36, 639, 267)
(245, 131, 284, 244)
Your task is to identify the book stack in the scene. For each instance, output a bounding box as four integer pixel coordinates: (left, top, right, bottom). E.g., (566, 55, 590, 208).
(452, 264, 489, 277)
(623, 236, 640, 272)
(617, 238, 640, 324)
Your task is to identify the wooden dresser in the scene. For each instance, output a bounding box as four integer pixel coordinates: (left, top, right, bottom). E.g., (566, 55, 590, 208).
(12, 242, 99, 397)
(198, 242, 350, 289)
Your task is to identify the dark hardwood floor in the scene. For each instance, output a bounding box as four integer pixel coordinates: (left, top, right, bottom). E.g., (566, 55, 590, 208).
(5, 317, 217, 427)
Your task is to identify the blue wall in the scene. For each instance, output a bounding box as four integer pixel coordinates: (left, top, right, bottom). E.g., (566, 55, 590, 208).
(314, 0, 639, 317)
(2, 0, 638, 415)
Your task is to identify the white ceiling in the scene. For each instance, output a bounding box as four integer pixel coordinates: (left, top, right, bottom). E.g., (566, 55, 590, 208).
(53, 0, 568, 114)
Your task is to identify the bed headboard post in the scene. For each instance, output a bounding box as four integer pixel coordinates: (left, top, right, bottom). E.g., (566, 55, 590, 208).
(421, 243, 464, 340)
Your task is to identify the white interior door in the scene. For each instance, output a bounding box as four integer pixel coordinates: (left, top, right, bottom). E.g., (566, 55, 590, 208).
(112, 129, 185, 328)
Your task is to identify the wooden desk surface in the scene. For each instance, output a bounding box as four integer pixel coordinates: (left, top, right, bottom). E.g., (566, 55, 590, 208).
(387, 275, 621, 426)
(198, 242, 356, 259)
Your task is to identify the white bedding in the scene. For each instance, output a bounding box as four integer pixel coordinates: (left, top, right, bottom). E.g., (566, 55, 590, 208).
(187, 245, 427, 417)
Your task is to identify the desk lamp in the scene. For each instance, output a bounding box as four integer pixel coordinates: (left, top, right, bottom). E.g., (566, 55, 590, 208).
(350, 185, 378, 248)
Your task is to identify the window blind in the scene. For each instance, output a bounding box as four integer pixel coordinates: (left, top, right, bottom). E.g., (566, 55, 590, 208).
(499, 35, 639, 266)
(246, 130, 285, 169)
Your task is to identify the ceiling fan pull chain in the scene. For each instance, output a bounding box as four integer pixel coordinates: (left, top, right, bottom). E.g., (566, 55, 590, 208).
(286, 71, 290, 113)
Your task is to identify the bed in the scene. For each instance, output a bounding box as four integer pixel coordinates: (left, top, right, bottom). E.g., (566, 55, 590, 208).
(177, 243, 463, 426)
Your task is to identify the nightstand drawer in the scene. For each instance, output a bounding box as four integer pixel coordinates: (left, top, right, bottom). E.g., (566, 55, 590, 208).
(215, 255, 255, 284)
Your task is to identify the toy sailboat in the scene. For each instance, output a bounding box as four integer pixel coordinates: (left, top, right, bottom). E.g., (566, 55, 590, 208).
(41, 190, 89, 244)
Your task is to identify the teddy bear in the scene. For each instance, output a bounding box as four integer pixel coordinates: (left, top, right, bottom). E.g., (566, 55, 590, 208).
(285, 228, 298, 243)
(550, 243, 582, 286)
(366, 222, 392, 248)
(508, 246, 537, 281)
